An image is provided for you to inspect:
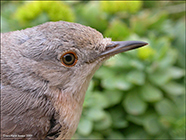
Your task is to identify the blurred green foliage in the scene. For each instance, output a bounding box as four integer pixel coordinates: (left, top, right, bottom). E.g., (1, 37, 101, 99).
(1, 1, 185, 139)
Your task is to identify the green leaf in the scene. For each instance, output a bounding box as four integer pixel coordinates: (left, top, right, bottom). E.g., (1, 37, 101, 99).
(15, 1, 75, 26)
(156, 133, 170, 139)
(94, 66, 115, 79)
(143, 114, 162, 135)
(130, 14, 150, 36)
(137, 46, 156, 60)
(169, 116, 185, 138)
(127, 115, 144, 125)
(159, 116, 176, 129)
(169, 94, 185, 115)
(86, 108, 106, 121)
(171, 19, 185, 68)
(127, 1, 143, 13)
(130, 59, 145, 70)
(158, 49, 178, 69)
(126, 110, 155, 125)
(140, 83, 163, 102)
(113, 119, 128, 129)
(78, 1, 108, 32)
(94, 112, 112, 131)
(101, 1, 142, 14)
(103, 90, 123, 107)
(125, 127, 149, 139)
(148, 69, 171, 86)
(101, 77, 117, 90)
(155, 99, 177, 117)
(126, 70, 145, 85)
(85, 92, 109, 108)
(102, 74, 133, 90)
(110, 107, 128, 129)
(149, 36, 170, 61)
(148, 12, 168, 30)
(104, 19, 130, 41)
(123, 91, 148, 115)
(114, 75, 133, 90)
(107, 131, 125, 139)
(77, 118, 93, 136)
(104, 54, 131, 69)
(73, 132, 104, 139)
(85, 132, 104, 139)
(161, 82, 184, 96)
(167, 67, 184, 79)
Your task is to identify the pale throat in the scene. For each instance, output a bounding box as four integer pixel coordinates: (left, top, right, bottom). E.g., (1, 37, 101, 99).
(52, 78, 93, 139)
(54, 62, 101, 138)
(52, 62, 102, 139)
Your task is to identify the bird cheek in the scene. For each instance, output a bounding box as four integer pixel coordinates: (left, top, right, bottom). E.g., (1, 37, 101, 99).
(45, 71, 70, 87)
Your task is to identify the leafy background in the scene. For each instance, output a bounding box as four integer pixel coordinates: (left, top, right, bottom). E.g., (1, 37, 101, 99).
(1, 1, 185, 139)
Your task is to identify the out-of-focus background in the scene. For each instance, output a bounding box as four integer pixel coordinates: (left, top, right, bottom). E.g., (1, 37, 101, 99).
(1, 1, 185, 139)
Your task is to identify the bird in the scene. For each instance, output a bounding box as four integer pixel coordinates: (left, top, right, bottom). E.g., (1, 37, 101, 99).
(1, 21, 148, 140)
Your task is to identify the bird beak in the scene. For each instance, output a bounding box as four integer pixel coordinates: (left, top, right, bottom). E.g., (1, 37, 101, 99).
(100, 41, 148, 57)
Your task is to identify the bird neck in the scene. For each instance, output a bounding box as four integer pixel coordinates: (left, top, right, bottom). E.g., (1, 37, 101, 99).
(50, 62, 102, 139)
(49, 80, 90, 139)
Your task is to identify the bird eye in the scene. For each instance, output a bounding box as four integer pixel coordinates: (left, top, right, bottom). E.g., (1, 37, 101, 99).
(60, 51, 78, 67)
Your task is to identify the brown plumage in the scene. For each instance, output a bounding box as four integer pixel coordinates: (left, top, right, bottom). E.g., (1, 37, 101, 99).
(1, 21, 147, 139)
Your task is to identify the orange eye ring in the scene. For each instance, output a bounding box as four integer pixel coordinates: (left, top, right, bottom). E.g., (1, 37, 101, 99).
(60, 51, 78, 67)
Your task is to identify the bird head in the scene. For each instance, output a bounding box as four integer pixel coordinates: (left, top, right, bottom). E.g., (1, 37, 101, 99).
(1, 21, 148, 139)
(3, 21, 147, 104)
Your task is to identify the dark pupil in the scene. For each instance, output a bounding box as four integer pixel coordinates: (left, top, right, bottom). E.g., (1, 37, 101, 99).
(64, 54, 74, 65)
(65, 55, 72, 62)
